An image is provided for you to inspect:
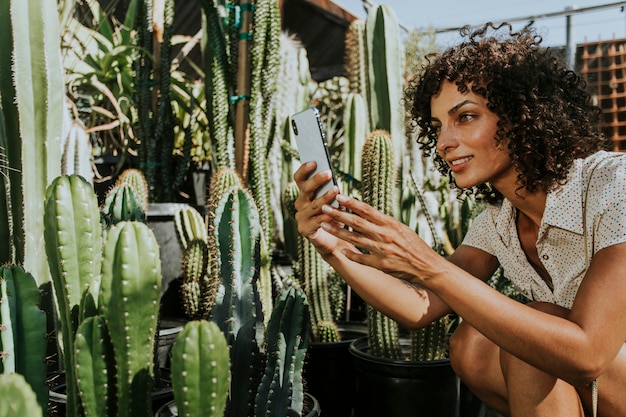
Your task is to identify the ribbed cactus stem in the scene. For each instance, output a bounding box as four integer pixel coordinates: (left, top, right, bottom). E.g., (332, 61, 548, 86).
(345, 19, 367, 99)
(44, 174, 103, 417)
(254, 288, 310, 417)
(210, 186, 265, 417)
(170, 320, 230, 417)
(361, 130, 402, 360)
(174, 206, 208, 250)
(101, 183, 147, 227)
(365, 5, 404, 169)
(180, 239, 218, 320)
(99, 221, 162, 417)
(0, 373, 43, 417)
(116, 168, 149, 211)
(74, 315, 116, 417)
(342, 93, 368, 190)
(410, 315, 450, 361)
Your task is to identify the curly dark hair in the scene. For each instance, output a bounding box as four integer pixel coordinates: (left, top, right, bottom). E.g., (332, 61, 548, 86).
(406, 22, 612, 202)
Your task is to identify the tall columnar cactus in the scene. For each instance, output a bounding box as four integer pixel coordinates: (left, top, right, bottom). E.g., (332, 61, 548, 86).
(61, 120, 94, 184)
(174, 206, 208, 250)
(254, 288, 311, 417)
(210, 186, 265, 417)
(283, 182, 339, 343)
(364, 5, 405, 171)
(170, 320, 230, 417)
(361, 130, 402, 360)
(74, 314, 116, 417)
(344, 19, 367, 101)
(180, 239, 219, 320)
(44, 174, 103, 417)
(0, 373, 43, 417)
(99, 221, 162, 417)
(0, 0, 64, 277)
(0, 266, 47, 410)
(341, 92, 368, 194)
(136, 0, 190, 202)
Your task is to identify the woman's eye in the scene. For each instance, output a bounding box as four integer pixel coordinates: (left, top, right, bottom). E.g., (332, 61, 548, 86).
(459, 113, 474, 122)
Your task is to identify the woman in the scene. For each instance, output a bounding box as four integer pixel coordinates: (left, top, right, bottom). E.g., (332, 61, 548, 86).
(293, 23, 626, 416)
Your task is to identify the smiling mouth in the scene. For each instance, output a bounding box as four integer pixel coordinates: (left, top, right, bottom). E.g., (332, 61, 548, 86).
(451, 156, 472, 166)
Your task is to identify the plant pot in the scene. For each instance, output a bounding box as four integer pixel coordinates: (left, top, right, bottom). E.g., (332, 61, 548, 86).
(156, 318, 187, 369)
(48, 369, 173, 417)
(349, 337, 459, 417)
(154, 392, 321, 417)
(303, 321, 367, 417)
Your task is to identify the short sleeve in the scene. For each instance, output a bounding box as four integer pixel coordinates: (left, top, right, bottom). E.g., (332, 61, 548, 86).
(595, 199, 626, 252)
(461, 208, 497, 255)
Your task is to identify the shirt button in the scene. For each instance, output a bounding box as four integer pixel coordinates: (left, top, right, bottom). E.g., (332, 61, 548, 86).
(542, 254, 549, 260)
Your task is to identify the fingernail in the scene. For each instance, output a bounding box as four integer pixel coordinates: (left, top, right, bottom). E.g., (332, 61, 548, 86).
(321, 205, 332, 214)
(320, 222, 330, 230)
(336, 194, 348, 203)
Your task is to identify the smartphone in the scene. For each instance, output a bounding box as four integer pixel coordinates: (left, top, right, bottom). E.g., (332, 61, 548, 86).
(290, 107, 339, 207)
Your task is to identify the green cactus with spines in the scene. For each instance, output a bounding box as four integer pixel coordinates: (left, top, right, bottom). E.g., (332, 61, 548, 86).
(410, 315, 450, 362)
(282, 182, 339, 343)
(74, 314, 116, 417)
(341, 93, 368, 194)
(316, 320, 341, 344)
(360, 130, 403, 360)
(0, 373, 43, 417)
(254, 288, 310, 417)
(99, 221, 162, 417)
(180, 238, 219, 320)
(281, 182, 301, 263)
(0, 266, 47, 410)
(174, 206, 208, 250)
(345, 19, 367, 100)
(44, 174, 103, 417)
(210, 185, 265, 417)
(100, 183, 147, 228)
(170, 320, 230, 417)
(0, 0, 64, 277)
(116, 168, 149, 211)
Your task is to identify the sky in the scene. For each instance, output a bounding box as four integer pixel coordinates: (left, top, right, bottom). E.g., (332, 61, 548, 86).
(332, 0, 626, 48)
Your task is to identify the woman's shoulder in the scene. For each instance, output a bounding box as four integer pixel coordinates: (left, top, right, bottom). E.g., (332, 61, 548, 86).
(580, 150, 626, 179)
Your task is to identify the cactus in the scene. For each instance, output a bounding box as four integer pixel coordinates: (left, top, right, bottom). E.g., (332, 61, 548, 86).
(0, 373, 43, 417)
(0, 0, 64, 277)
(100, 183, 147, 228)
(360, 130, 403, 360)
(74, 314, 116, 417)
(174, 206, 208, 250)
(170, 320, 230, 417)
(180, 239, 219, 320)
(210, 186, 265, 417)
(116, 168, 150, 211)
(62, 120, 94, 184)
(0, 266, 47, 409)
(44, 174, 103, 417)
(345, 19, 367, 101)
(99, 221, 162, 417)
(254, 288, 310, 417)
(341, 92, 368, 194)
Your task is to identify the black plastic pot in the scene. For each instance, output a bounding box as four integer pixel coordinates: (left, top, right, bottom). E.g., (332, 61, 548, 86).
(303, 321, 367, 417)
(349, 337, 459, 417)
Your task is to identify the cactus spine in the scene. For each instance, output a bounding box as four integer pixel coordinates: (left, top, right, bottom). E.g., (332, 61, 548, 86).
(210, 186, 265, 417)
(44, 174, 103, 417)
(99, 221, 162, 417)
(361, 130, 402, 360)
(116, 168, 150, 211)
(0, 373, 43, 417)
(254, 288, 310, 417)
(170, 320, 230, 417)
(180, 239, 219, 320)
(101, 183, 147, 227)
(174, 206, 208, 249)
(0, 266, 47, 409)
(0, 0, 64, 277)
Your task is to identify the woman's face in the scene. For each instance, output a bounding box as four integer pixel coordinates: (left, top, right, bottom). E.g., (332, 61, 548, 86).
(430, 81, 516, 190)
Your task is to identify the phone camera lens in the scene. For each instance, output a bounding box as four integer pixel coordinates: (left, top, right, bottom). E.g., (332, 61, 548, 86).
(291, 119, 298, 135)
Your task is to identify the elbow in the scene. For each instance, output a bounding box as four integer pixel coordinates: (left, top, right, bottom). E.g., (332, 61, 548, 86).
(565, 357, 610, 387)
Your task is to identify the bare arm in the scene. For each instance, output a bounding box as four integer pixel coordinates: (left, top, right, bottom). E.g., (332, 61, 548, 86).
(322, 192, 626, 386)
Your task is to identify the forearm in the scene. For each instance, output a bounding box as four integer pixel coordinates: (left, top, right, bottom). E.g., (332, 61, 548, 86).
(323, 247, 451, 329)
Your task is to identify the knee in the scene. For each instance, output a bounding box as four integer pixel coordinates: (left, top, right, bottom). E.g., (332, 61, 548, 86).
(449, 320, 492, 381)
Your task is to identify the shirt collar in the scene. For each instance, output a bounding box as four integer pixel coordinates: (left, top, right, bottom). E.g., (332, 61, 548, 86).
(493, 159, 585, 244)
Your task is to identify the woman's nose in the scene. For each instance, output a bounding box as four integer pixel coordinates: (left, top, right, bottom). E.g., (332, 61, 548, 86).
(436, 126, 457, 155)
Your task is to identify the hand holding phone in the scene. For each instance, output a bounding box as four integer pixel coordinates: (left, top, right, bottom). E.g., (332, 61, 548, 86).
(290, 107, 339, 207)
